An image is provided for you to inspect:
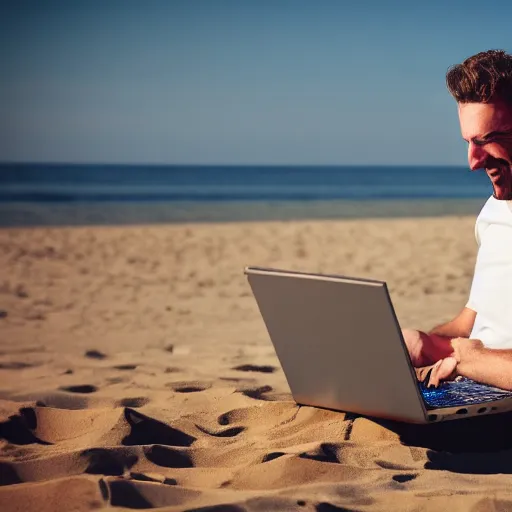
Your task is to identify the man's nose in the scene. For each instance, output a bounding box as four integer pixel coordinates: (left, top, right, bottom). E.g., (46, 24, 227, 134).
(468, 142, 488, 171)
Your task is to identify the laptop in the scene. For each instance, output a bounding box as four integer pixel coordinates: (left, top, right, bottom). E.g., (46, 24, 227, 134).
(245, 266, 512, 423)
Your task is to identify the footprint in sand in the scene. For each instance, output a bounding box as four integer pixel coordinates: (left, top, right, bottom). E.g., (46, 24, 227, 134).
(143, 445, 193, 468)
(129, 472, 177, 485)
(0, 408, 47, 446)
(112, 364, 138, 370)
(316, 503, 351, 511)
(262, 452, 287, 463)
(0, 361, 39, 369)
(122, 408, 196, 447)
(105, 479, 200, 509)
(0, 461, 23, 485)
(106, 480, 153, 509)
(60, 385, 98, 394)
(174, 386, 206, 393)
(183, 505, 244, 512)
(241, 385, 274, 400)
(82, 447, 139, 476)
(168, 382, 211, 393)
(299, 443, 340, 464)
(217, 413, 230, 426)
(85, 350, 107, 360)
(118, 397, 150, 408)
(195, 424, 245, 438)
(232, 364, 277, 373)
(392, 474, 417, 483)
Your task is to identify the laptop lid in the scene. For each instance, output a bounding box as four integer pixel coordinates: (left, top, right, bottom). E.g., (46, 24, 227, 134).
(245, 266, 428, 423)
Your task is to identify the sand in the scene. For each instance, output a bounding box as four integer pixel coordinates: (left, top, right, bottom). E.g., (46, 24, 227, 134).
(3, 215, 512, 511)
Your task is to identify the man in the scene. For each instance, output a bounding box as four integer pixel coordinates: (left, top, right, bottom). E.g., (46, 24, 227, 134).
(403, 49, 512, 390)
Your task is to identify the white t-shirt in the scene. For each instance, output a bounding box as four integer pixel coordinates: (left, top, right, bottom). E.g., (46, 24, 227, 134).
(468, 196, 512, 348)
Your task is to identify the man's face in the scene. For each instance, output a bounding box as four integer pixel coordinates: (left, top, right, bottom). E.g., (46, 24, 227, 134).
(458, 101, 512, 200)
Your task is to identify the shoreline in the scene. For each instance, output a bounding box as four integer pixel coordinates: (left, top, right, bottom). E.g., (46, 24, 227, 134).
(0, 197, 486, 228)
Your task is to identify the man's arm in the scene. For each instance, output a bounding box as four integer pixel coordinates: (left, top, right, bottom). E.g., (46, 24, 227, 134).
(429, 307, 476, 338)
(453, 339, 512, 391)
(402, 307, 477, 368)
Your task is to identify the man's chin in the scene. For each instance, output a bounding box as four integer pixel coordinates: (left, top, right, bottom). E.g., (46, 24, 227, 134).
(492, 182, 512, 200)
(493, 189, 512, 200)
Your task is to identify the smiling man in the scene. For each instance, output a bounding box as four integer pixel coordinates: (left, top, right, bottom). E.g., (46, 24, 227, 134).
(403, 50, 512, 390)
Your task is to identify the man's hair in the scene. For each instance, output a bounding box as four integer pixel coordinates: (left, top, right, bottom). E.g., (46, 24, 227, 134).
(446, 49, 512, 106)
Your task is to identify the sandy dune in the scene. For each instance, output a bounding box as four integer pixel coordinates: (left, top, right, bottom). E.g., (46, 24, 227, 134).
(3, 216, 512, 511)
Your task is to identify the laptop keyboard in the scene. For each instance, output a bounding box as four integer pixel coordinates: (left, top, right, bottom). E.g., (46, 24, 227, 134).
(419, 377, 512, 409)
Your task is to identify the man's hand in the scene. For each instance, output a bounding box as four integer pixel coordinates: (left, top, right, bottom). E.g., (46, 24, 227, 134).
(401, 309, 479, 388)
(403, 330, 487, 388)
(402, 329, 455, 367)
(402, 328, 459, 387)
(451, 338, 512, 390)
(414, 356, 458, 388)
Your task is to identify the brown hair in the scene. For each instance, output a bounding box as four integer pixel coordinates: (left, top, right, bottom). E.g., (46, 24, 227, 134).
(446, 50, 512, 106)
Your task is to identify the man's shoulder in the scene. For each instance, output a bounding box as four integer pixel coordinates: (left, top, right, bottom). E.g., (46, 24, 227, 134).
(475, 196, 512, 245)
(477, 195, 512, 222)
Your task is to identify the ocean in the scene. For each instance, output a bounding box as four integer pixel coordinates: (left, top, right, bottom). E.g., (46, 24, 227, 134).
(0, 163, 492, 227)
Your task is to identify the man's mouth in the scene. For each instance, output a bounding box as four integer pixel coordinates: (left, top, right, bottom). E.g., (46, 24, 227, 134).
(486, 167, 509, 182)
(487, 165, 512, 199)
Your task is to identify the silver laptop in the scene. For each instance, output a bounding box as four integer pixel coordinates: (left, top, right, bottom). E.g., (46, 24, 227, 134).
(245, 266, 512, 424)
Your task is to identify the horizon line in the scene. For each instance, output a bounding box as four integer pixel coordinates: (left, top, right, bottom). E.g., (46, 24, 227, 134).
(0, 161, 470, 168)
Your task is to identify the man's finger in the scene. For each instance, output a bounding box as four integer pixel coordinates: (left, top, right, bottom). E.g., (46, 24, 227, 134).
(414, 357, 458, 387)
(428, 357, 458, 387)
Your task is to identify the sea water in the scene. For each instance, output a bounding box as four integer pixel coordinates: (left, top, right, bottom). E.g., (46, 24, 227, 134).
(0, 163, 491, 227)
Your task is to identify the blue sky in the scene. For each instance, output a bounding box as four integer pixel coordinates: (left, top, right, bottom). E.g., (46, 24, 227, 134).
(1, 0, 511, 165)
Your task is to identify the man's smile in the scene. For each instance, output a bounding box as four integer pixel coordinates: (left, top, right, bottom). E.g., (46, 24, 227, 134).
(487, 168, 505, 181)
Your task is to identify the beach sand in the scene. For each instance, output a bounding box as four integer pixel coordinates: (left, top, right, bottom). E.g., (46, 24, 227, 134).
(3, 216, 512, 511)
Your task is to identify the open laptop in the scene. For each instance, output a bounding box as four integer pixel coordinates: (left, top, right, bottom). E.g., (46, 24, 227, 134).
(245, 266, 512, 423)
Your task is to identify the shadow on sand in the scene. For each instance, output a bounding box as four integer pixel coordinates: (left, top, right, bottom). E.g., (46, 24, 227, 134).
(379, 411, 512, 474)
